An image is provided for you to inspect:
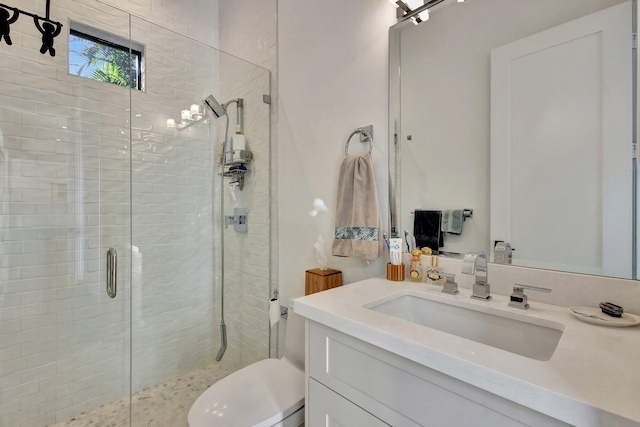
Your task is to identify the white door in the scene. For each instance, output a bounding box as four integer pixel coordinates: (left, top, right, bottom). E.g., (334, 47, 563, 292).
(490, 1, 633, 278)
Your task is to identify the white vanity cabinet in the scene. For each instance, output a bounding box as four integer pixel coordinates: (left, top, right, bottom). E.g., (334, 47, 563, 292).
(308, 379, 391, 426)
(305, 321, 569, 427)
(296, 278, 640, 426)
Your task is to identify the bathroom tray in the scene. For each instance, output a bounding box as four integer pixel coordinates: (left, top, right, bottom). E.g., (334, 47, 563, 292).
(569, 307, 640, 327)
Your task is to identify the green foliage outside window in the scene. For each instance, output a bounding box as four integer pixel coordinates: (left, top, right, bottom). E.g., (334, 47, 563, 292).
(69, 31, 141, 90)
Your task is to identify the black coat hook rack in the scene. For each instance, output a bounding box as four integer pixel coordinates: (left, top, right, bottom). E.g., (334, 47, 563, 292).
(0, 0, 63, 56)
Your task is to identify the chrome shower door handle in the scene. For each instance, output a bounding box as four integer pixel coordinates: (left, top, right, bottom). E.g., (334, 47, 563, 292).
(107, 248, 117, 298)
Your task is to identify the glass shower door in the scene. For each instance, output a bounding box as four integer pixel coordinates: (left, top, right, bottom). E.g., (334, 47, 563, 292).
(0, 3, 132, 426)
(128, 15, 272, 427)
(0, 2, 271, 425)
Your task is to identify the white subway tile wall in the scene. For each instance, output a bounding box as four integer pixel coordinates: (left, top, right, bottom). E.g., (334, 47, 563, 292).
(1, 5, 133, 426)
(100, 0, 220, 48)
(218, 55, 271, 372)
(217, 0, 279, 359)
(0, 1, 271, 427)
(129, 17, 222, 396)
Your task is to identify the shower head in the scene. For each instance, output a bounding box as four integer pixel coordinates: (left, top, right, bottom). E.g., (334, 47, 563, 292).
(203, 95, 227, 118)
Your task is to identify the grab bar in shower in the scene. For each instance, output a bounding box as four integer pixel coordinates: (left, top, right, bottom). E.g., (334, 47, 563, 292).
(106, 248, 117, 298)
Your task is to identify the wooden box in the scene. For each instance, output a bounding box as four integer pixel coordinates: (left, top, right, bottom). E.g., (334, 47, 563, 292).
(305, 268, 342, 295)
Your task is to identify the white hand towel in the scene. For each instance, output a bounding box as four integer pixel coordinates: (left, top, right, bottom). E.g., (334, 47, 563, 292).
(332, 153, 383, 260)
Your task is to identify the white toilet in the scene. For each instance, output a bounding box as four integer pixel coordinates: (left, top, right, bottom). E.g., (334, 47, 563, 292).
(188, 302, 305, 427)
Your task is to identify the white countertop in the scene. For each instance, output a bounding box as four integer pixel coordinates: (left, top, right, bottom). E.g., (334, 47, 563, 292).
(294, 278, 640, 426)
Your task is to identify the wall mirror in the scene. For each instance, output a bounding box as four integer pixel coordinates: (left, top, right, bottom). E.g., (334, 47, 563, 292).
(388, 0, 638, 280)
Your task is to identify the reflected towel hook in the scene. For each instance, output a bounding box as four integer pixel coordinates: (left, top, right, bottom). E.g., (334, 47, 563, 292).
(345, 127, 373, 156)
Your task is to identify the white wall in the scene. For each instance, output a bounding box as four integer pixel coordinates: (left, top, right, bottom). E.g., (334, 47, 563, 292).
(277, 0, 397, 328)
(219, 0, 276, 70)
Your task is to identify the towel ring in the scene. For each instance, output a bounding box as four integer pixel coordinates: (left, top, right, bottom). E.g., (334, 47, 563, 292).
(345, 128, 373, 156)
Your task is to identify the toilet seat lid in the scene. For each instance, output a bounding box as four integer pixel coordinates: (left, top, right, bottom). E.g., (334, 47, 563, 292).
(188, 358, 305, 427)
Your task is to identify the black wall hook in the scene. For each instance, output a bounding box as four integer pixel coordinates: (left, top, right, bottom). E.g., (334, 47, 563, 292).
(0, 5, 19, 46)
(0, 1, 63, 56)
(34, 16, 62, 56)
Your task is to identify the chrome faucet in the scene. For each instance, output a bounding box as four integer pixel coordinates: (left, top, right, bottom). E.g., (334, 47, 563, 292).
(462, 251, 491, 301)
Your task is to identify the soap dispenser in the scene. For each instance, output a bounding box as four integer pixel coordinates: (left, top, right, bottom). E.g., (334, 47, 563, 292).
(409, 249, 423, 282)
(425, 256, 445, 285)
(232, 125, 246, 162)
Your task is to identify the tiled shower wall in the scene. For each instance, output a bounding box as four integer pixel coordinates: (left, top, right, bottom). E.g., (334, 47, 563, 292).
(218, 56, 271, 371)
(100, 0, 220, 48)
(0, 1, 270, 427)
(0, 4, 133, 426)
(128, 17, 221, 393)
(218, 0, 279, 361)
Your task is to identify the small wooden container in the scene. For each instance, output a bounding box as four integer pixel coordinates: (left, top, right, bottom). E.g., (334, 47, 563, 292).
(387, 263, 405, 281)
(305, 268, 342, 295)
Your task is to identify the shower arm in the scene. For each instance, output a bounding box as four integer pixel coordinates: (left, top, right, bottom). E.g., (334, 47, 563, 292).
(222, 98, 244, 135)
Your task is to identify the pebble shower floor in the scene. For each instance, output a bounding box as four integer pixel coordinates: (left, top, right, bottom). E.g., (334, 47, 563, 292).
(47, 363, 231, 427)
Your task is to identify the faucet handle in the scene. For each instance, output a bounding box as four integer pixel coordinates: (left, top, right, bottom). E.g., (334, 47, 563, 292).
(508, 284, 551, 310)
(442, 274, 459, 295)
(494, 241, 513, 264)
(224, 215, 236, 229)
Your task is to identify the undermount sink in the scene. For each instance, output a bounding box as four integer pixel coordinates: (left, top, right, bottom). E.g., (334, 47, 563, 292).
(365, 290, 564, 361)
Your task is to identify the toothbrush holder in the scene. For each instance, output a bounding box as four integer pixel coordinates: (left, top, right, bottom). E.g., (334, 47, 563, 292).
(387, 263, 405, 282)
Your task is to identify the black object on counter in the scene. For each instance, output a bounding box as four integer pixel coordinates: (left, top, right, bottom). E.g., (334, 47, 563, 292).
(599, 302, 624, 317)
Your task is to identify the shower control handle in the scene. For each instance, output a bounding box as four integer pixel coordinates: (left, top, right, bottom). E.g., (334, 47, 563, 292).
(107, 248, 117, 298)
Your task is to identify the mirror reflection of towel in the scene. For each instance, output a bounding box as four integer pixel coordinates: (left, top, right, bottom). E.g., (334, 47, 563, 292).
(442, 209, 464, 235)
(332, 154, 383, 260)
(414, 210, 443, 253)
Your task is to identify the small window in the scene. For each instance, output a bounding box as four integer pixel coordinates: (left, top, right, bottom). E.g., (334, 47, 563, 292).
(68, 22, 144, 91)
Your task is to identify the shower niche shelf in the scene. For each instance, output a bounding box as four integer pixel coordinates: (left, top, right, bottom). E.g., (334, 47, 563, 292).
(226, 150, 253, 165)
(221, 150, 253, 190)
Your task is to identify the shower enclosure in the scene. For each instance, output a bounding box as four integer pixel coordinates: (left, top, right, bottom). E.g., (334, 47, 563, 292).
(0, 1, 272, 426)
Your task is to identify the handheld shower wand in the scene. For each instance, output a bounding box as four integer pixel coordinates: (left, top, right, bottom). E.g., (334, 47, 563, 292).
(203, 95, 245, 166)
(202, 94, 245, 362)
(204, 95, 227, 118)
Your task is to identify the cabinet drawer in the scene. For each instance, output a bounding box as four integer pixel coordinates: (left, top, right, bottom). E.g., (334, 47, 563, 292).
(308, 378, 389, 427)
(309, 321, 569, 427)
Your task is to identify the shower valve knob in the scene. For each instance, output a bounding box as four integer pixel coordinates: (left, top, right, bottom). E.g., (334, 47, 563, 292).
(228, 208, 248, 233)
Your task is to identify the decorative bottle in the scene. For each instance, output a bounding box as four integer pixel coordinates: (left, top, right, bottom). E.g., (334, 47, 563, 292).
(409, 249, 423, 282)
(425, 256, 445, 285)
